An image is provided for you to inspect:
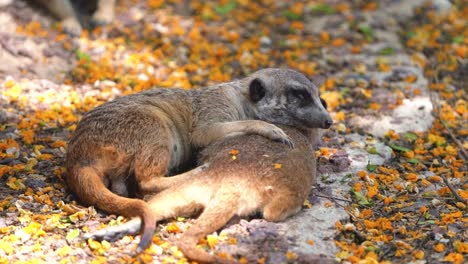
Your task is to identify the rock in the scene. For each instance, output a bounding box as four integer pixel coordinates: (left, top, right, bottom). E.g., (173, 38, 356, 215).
(344, 133, 393, 167)
(260, 36, 272, 53)
(305, 15, 347, 35)
(260, 36, 272, 46)
(285, 204, 348, 259)
(350, 97, 433, 138)
(0, 11, 16, 34)
(24, 174, 47, 189)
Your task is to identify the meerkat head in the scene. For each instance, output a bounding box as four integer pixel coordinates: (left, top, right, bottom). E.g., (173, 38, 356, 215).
(244, 68, 333, 129)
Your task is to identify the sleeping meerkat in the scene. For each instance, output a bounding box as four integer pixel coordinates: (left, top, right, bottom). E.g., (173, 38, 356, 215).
(85, 123, 325, 262)
(32, 0, 115, 35)
(67, 68, 333, 252)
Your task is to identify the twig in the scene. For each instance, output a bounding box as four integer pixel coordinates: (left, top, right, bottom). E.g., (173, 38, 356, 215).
(429, 73, 468, 162)
(0, 37, 17, 56)
(440, 173, 466, 204)
(439, 118, 468, 161)
(415, 212, 423, 225)
(411, 195, 455, 200)
(314, 193, 352, 203)
(379, 244, 396, 261)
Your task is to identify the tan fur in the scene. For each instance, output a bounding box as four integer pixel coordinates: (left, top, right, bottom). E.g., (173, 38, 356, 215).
(32, 0, 115, 35)
(86, 125, 321, 263)
(68, 68, 332, 253)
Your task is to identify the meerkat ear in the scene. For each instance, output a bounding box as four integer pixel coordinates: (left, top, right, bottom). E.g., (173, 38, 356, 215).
(320, 97, 328, 109)
(249, 78, 266, 103)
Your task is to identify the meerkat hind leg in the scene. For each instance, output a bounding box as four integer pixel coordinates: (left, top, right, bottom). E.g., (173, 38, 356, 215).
(177, 193, 239, 263)
(85, 186, 207, 250)
(141, 163, 211, 193)
(132, 147, 171, 193)
(262, 194, 303, 222)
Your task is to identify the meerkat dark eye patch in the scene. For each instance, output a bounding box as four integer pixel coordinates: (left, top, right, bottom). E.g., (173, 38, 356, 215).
(249, 78, 266, 103)
(288, 88, 312, 106)
(320, 97, 328, 109)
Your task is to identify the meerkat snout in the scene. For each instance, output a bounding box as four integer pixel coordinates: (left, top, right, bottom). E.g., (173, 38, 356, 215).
(320, 97, 333, 129)
(323, 119, 333, 129)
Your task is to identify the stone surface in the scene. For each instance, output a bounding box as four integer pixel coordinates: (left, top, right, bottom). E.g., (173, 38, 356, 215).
(351, 96, 434, 137)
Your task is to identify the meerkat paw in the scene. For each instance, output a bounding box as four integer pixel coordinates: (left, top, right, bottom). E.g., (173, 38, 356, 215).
(214, 257, 238, 264)
(177, 241, 221, 263)
(62, 17, 82, 36)
(262, 124, 294, 148)
(84, 218, 141, 242)
(91, 8, 114, 26)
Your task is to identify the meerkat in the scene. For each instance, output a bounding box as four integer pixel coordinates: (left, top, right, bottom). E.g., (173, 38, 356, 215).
(32, 0, 115, 36)
(67, 68, 333, 252)
(85, 123, 325, 263)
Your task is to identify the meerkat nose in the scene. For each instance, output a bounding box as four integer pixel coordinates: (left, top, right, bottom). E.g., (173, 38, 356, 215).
(324, 119, 333, 129)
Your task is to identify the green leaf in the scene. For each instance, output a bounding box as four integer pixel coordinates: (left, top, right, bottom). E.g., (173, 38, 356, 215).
(407, 158, 419, 164)
(359, 25, 374, 41)
(279, 40, 289, 47)
(423, 212, 433, 219)
(310, 3, 336, 15)
(365, 246, 378, 252)
(352, 191, 370, 206)
(367, 163, 378, 172)
(407, 31, 417, 38)
(418, 220, 435, 225)
(340, 173, 353, 184)
(453, 35, 464, 44)
(128, 79, 137, 88)
(340, 87, 350, 96)
(215, 1, 237, 16)
(378, 47, 395, 55)
(75, 50, 91, 62)
(66, 229, 80, 242)
(24, 159, 38, 172)
(389, 144, 412, 152)
(68, 214, 79, 223)
(283, 10, 302, 20)
(367, 146, 378, 154)
(61, 217, 72, 223)
(404, 132, 418, 141)
(379, 184, 387, 190)
(202, 13, 214, 21)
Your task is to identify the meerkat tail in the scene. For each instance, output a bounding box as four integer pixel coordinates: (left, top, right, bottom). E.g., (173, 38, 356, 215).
(74, 167, 156, 251)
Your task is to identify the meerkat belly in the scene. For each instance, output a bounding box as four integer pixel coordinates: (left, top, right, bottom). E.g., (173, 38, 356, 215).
(167, 128, 190, 173)
(159, 114, 191, 174)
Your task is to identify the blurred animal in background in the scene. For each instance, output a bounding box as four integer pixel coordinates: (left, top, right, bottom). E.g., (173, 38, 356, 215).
(31, 0, 115, 35)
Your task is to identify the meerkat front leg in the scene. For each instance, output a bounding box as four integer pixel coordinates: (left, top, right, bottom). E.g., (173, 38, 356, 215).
(191, 121, 294, 148)
(91, 0, 115, 25)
